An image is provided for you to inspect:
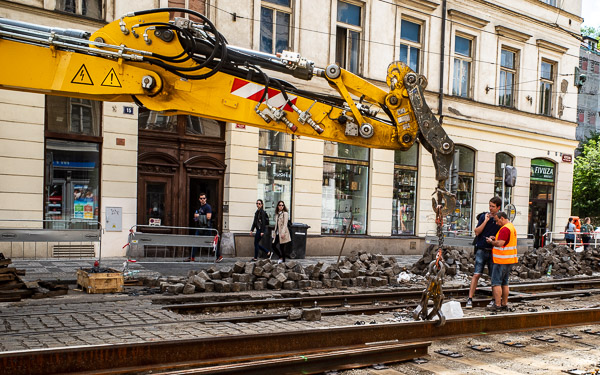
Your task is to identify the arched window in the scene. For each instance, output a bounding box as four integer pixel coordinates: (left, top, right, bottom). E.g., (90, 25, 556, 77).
(495, 152, 514, 208)
(445, 145, 475, 233)
(392, 143, 418, 235)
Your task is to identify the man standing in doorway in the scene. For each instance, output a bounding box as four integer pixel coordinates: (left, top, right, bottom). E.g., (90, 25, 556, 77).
(466, 196, 501, 309)
(186, 193, 222, 262)
(486, 211, 518, 312)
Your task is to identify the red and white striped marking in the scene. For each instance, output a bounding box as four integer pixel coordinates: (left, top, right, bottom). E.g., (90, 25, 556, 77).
(230, 78, 296, 112)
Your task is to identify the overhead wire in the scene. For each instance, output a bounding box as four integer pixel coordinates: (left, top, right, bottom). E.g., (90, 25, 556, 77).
(205, 0, 586, 76)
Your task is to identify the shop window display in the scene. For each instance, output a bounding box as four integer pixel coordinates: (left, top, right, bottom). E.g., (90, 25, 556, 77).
(322, 142, 369, 234)
(258, 130, 293, 224)
(393, 144, 418, 235)
(45, 139, 100, 229)
(445, 145, 474, 233)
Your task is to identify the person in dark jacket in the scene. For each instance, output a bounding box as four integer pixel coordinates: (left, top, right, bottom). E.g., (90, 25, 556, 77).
(250, 199, 271, 261)
(465, 196, 501, 309)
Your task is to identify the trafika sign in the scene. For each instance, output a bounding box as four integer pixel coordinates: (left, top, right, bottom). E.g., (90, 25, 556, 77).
(562, 154, 572, 163)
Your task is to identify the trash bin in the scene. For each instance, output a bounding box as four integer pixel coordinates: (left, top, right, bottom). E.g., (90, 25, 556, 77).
(288, 223, 310, 259)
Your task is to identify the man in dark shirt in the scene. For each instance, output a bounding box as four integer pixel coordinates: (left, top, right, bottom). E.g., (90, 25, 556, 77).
(465, 196, 501, 309)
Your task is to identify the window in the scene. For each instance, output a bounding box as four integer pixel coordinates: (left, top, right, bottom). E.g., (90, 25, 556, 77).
(258, 130, 293, 224)
(400, 20, 422, 73)
(499, 49, 517, 107)
(336, 1, 362, 74)
(445, 145, 474, 233)
(45, 140, 100, 229)
(540, 0, 557, 6)
(494, 152, 513, 208)
(260, 0, 291, 54)
(452, 35, 473, 98)
(393, 144, 418, 235)
(322, 142, 368, 234)
(55, 0, 102, 19)
(138, 109, 177, 132)
(185, 116, 222, 138)
(539, 60, 554, 116)
(46, 96, 101, 136)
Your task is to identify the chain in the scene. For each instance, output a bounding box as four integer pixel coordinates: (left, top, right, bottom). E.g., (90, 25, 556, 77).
(412, 185, 449, 326)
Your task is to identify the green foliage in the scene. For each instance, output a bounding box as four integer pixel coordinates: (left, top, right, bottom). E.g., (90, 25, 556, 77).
(572, 139, 600, 217)
(582, 26, 600, 42)
(576, 131, 600, 154)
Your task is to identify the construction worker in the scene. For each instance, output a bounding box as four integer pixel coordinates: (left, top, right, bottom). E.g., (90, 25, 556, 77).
(485, 211, 518, 312)
(466, 196, 501, 309)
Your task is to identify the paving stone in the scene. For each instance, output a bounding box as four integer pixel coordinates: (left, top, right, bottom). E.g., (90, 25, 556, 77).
(267, 277, 282, 290)
(182, 283, 196, 294)
(302, 308, 321, 321)
(232, 261, 246, 273)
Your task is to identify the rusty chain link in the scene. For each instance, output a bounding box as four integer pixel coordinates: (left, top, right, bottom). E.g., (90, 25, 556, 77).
(412, 184, 453, 326)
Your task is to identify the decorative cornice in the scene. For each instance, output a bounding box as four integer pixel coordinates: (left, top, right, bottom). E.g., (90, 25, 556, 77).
(139, 165, 177, 174)
(537, 39, 569, 54)
(448, 9, 489, 29)
(396, 0, 440, 13)
(495, 26, 532, 43)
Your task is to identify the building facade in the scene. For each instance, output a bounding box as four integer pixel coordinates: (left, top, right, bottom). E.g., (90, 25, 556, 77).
(577, 36, 600, 146)
(0, 0, 582, 257)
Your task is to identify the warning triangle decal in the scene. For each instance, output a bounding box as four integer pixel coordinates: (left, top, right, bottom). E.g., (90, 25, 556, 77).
(71, 64, 94, 85)
(101, 68, 122, 88)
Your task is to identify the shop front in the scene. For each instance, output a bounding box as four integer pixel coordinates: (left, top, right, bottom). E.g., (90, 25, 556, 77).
(393, 144, 418, 235)
(529, 158, 555, 248)
(321, 142, 369, 234)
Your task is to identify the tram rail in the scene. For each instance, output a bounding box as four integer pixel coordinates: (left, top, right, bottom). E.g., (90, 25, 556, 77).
(3, 308, 600, 375)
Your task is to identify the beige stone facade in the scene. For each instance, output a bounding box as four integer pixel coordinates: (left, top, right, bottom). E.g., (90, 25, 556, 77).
(0, 0, 583, 257)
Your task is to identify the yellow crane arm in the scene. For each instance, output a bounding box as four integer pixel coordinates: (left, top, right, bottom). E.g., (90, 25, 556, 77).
(0, 8, 454, 212)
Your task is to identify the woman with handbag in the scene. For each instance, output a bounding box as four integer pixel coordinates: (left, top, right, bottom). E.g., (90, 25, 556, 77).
(272, 200, 291, 264)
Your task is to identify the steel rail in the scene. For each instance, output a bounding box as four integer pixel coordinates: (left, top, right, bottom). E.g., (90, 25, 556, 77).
(3, 308, 600, 375)
(164, 279, 600, 314)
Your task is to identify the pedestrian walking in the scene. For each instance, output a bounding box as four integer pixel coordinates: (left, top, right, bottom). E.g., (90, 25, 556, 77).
(565, 217, 576, 248)
(465, 196, 501, 309)
(250, 199, 271, 261)
(271, 200, 291, 264)
(486, 211, 518, 312)
(581, 217, 593, 250)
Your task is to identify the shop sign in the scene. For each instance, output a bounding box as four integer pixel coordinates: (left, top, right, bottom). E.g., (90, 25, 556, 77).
(530, 159, 555, 182)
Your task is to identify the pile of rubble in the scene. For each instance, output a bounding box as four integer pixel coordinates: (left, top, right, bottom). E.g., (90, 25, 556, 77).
(411, 243, 600, 280)
(0, 253, 68, 301)
(411, 245, 476, 277)
(513, 243, 600, 278)
(159, 252, 406, 294)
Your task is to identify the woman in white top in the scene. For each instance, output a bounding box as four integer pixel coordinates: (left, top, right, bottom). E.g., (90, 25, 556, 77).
(272, 200, 291, 263)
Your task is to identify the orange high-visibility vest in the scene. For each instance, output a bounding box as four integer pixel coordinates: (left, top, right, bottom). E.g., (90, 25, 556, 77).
(492, 222, 518, 264)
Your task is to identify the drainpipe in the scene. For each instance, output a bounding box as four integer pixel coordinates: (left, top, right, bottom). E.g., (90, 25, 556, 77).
(438, 0, 447, 124)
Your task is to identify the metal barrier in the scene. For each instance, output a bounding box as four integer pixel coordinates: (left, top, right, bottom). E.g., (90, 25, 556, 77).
(425, 230, 475, 247)
(542, 231, 599, 250)
(0, 219, 102, 259)
(127, 225, 218, 262)
(425, 230, 534, 249)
